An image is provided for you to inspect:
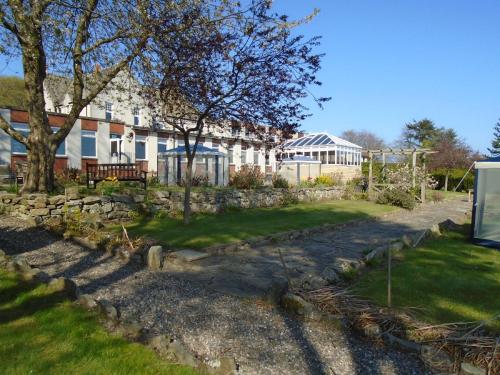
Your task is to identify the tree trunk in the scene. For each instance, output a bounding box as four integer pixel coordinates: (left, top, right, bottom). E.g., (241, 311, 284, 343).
(183, 156, 194, 224)
(20, 21, 55, 193)
(444, 171, 449, 192)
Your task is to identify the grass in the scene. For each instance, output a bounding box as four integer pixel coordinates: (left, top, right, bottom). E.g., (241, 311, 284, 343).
(125, 199, 397, 249)
(0, 270, 199, 375)
(354, 224, 500, 332)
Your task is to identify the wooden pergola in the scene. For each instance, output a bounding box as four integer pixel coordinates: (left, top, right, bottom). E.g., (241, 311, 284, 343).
(367, 148, 437, 203)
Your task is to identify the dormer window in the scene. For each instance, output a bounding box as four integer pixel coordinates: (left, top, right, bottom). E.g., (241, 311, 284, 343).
(105, 102, 113, 121)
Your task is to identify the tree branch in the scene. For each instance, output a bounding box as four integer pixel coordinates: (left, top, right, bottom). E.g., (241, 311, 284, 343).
(0, 113, 28, 145)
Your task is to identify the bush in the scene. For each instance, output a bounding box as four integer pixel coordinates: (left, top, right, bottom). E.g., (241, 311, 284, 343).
(229, 165, 265, 189)
(431, 168, 474, 192)
(272, 174, 289, 189)
(377, 189, 416, 210)
(180, 175, 210, 187)
(96, 180, 123, 196)
(55, 167, 81, 187)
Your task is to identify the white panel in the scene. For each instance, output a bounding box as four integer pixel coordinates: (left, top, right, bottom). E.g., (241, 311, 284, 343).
(148, 133, 158, 172)
(97, 121, 110, 163)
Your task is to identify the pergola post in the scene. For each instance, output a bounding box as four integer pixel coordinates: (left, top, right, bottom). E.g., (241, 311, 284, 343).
(421, 153, 427, 203)
(368, 151, 373, 192)
(411, 150, 417, 189)
(382, 152, 386, 180)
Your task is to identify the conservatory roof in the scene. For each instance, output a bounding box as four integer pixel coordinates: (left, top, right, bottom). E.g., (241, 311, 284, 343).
(159, 145, 225, 156)
(284, 132, 362, 149)
(282, 155, 321, 164)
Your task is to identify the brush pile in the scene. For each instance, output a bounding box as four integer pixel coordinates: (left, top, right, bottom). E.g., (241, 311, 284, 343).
(304, 286, 499, 374)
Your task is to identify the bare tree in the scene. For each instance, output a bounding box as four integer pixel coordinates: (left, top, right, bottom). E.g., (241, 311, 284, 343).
(340, 130, 385, 150)
(138, 1, 328, 224)
(0, 0, 160, 192)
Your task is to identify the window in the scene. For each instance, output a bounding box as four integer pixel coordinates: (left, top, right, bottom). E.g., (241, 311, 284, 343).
(240, 146, 247, 165)
(228, 147, 234, 164)
(158, 138, 168, 153)
(105, 102, 113, 121)
(133, 107, 140, 126)
(231, 127, 240, 137)
(253, 150, 259, 165)
(110, 134, 122, 157)
(82, 130, 97, 157)
(11, 123, 65, 156)
(52, 127, 66, 156)
(328, 151, 335, 164)
(11, 123, 29, 154)
(135, 135, 147, 160)
(265, 153, 270, 166)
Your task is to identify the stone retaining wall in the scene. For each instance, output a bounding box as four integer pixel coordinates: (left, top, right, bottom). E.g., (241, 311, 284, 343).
(0, 187, 346, 224)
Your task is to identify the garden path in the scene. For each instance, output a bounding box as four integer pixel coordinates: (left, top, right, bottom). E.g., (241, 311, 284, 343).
(0, 197, 471, 375)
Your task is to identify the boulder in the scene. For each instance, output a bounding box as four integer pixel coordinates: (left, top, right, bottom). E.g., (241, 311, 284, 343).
(147, 245, 163, 271)
(147, 334, 199, 366)
(281, 293, 314, 317)
(118, 321, 144, 340)
(133, 195, 145, 203)
(420, 345, 454, 373)
(460, 362, 486, 375)
(30, 208, 50, 216)
(49, 195, 66, 205)
(77, 294, 98, 309)
(48, 277, 80, 299)
(13, 257, 31, 273)
(97, 299, 119, 320)
(82, 196, 102, 205)
(320, 266, 340, 283)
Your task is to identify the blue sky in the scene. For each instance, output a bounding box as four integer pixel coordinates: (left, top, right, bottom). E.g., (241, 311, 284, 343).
(1, 1, 498, 153)
(272, 0, 500, 153)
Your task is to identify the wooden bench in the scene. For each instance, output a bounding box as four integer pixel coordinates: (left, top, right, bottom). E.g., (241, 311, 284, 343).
(86, 163, 148, 189)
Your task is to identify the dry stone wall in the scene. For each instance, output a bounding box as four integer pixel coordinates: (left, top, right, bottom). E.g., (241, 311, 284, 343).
(0, 187, 345, 224)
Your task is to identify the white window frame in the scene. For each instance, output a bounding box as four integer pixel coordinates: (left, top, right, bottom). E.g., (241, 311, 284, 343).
(81, 130, 97, 158)
(135, 135, 148, 161)
(158, 137, 168, 153)
(105, 101, 113, 121)
(110, 134, 123, 157)
(11, 123, 66, 157)
(132, 107, 141, 126)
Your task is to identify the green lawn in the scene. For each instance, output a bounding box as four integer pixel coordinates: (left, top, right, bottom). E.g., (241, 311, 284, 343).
(355, 225, 500, 332)
(126, 199, 397, 249)
(0, 270, 198, 375)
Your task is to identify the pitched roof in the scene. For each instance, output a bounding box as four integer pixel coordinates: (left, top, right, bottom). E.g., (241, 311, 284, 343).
(284, 132, 362, 149)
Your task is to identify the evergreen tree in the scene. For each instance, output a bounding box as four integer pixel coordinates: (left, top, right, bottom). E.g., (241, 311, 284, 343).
(488, 120, 500, 157)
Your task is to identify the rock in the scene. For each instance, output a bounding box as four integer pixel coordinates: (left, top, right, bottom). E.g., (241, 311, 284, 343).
(439, 218, 461, 232)
(330, 258, 358, 274)
(13, 256, 31, 273)
(147, 334, 199, 366)
(420, 345, 454, 373)
(147, 245, 163, 271)
(118, 321, 144, 340)
(72, 236, 99, 250)
(97, 299, 119, 320)
(133, 195, 145, 203)
(430, 224, 441, 236)
(170, 249, 209, 262)
(362, 323, 382, 338)
(215, 357, 238, 375)
(48, 277, 80, 299)
(49, 195, 66, 205)
(65, 187, 80, 200)
(401, 234, 413, 248)
(320, 266, 340, 283)
(281, 293, 314, 317)
(389, 240, 404, 252)
(30, 208, 50, 216)
(383, 332, 421, 353)
(33, 270, 51, 283)
(82, 196, 101, 205)
(460, 362, 486, 375)
(77, 294, 98, 309)
(297, 273, 328, 291)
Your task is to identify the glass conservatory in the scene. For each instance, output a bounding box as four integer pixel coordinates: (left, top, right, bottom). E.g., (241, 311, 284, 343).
(472, 156, 500, 248)
(283, 132, 362, 166)
(279, 155, 322, 185)
(157, 145, 228, 186)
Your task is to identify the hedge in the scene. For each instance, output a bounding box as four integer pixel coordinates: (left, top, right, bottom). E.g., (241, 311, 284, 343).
(431, 168, 475, 192)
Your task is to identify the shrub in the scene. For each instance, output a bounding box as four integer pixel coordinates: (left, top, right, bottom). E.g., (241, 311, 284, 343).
(314, 174, 334, 186)
(298, 177, 316, 188)
(180, 175, 210, 187)
(272, 174, 289, 189)
(431, 168, 474, 192)
(96, 180, 122, 196)
(55, 167, 81, 187)
(377, 189, 416, 210)
(229, 165, 265, 189)
(280, 190, 299, 206)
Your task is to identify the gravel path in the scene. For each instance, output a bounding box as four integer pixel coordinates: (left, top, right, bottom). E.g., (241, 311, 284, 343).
(0, 198, 471, 374)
